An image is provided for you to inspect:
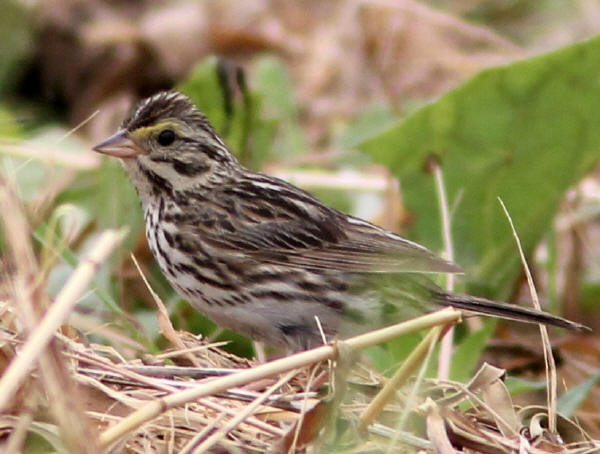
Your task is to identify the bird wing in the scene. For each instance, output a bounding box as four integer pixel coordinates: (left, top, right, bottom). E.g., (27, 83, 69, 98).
(195, 210, 461, 274)
(180, 176, 461, 274)
(251, 220, 460, 274)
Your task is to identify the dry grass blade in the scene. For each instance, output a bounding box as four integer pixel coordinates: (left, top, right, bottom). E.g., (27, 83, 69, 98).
(431, 158, 456, 380)
(0, 177, 123, 453)
(192, 369, 297, 452)
(359, 324, 445, 431)
(99, 308, 461, 448)
(0, 304, 593, 452)
(0, 139, 100, 170)
(2, 411, 33, 453)
(424, 398, 455, 454)
(481, 372, 519, 438)
(130, 253, 201, 367)
(0, 228, 126, 411)
(499, 197, 558, 433)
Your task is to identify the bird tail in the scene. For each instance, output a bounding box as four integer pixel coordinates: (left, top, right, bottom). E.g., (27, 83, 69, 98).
(432, 290, 590, 332)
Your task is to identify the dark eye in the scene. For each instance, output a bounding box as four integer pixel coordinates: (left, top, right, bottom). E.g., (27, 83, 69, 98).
(157, 129, 176, 147)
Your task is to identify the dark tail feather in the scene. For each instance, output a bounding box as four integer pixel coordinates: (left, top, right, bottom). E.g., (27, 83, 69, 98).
(432, 291, 590, 332)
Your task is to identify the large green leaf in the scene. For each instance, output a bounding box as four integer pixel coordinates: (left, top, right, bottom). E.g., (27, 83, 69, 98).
(178, 56, 280, 170)
(253, 56, 308, 159)
(359, 36, 600, 299)
(177, 57, 231, 134)
(449, 322, 494, 382)
(557, 373, 600, 417)
(57, 160, 144, 250)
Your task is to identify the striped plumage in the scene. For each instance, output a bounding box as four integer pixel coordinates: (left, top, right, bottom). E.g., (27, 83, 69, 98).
(93, 91, 587, 350)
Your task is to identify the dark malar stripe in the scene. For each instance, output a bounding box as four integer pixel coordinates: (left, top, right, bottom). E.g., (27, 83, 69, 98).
(138, 163, 173, 194)
(149, 155, 171, 163)
(172, 158, 210, 176)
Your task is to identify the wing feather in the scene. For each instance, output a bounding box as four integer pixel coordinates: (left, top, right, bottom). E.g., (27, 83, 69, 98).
(203, 214, 461, 274)
(180, 177, 461, 274)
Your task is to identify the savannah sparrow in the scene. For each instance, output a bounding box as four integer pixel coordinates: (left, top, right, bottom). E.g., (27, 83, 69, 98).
(93, 91, 586, 350)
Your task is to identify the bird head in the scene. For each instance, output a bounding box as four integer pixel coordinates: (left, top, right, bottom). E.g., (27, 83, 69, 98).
(93, 91, 238, 200)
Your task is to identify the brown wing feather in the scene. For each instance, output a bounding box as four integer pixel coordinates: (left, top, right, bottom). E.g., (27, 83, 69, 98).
(183, 175, 461, 274)
(213, 216, 461, 274)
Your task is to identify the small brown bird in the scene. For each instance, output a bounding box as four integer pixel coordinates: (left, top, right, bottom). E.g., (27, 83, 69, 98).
(93, 91, 587, 351)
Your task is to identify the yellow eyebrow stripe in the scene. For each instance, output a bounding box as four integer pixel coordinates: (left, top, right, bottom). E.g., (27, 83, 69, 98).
(130, 120, 182, 140)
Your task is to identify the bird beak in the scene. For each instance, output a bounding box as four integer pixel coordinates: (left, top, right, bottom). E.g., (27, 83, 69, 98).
(92, 130, 146, 158)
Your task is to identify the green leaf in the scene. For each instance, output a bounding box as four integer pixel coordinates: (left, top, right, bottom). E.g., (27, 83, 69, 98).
(504, 376, 547, 395)
(449, 322, 494, 382)
(57, 159, 144, 250)
(254, 56, 297, 119)
(359, 37, 600, 299)
(253, 56, 308, 159)
(335, 103, 397, 150)
(179, 56, 280, 170)
(178, 57, 229, 134)
(94, 160, 144, 232)
(33, 224, 122, 315)
(363, 345, 397, 375)
(558, 373, 600, 417)
(385, 332, 423, 364)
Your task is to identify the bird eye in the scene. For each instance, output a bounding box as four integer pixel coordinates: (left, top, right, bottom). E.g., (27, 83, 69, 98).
(157, 129, 176, 147)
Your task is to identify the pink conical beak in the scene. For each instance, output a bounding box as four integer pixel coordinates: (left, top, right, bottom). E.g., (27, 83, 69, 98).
(92, 130, 146, 158)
